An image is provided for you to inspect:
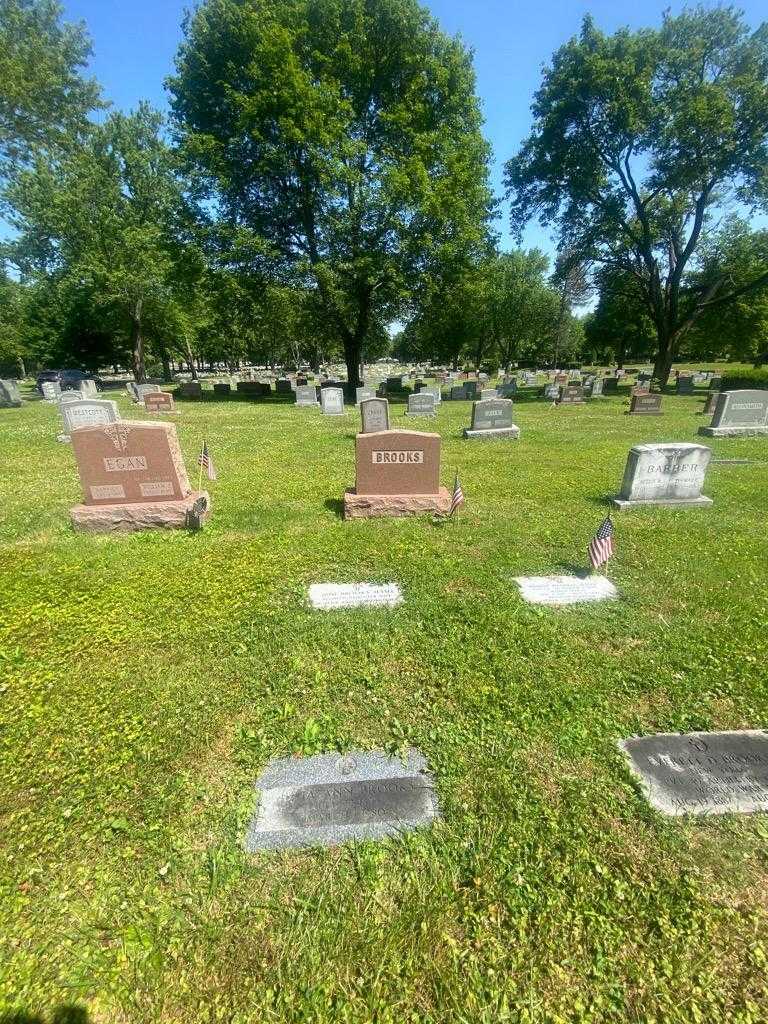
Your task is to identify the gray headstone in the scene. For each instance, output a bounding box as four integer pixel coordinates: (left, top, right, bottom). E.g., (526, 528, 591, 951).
(480, 388, 498, 400)
(499, 380, 517, 397)
(0, 379, 22, 407)
(699, 389, 768, 437)
(470, 398, 513, 431)
(356, 386, 375, 405)
(464, 380, 478, 399)
(543, 383, 559, 400)
(590, 377, 604, 397)
(629, 393, 662, 415)
(421, 385, 441, 405)
(276, 378, 293, 394)
(360, 397, 390, 433)
(612, 442, 713, 509)
(213, 382, 231, 396)
(676, 375, 694, 395)
(320, 387, 345, 415)
(136, 384, 161, 401)
(557, 385, 585, 405)
(450, 385, 466, 400)
(619, 731, 768, 816)
(59, 398, 120, 440)
(295, 384, 318, 406)
(245, 748, 440, 850)
(407, 393, 436, 417)
(78, 379, 98, 398)
(41, 381, 61, 401)
(710, 375, 723, 390)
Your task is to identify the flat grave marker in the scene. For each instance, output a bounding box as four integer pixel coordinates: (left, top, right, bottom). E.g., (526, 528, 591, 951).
(308, 582, 403, 610)
(514, 575, 618, 606)
(619, 731, 768, 816)
(245, 748, 440, 851)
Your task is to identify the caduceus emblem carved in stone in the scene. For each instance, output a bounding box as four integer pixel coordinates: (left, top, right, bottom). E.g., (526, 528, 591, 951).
(105, 423, 131, 452)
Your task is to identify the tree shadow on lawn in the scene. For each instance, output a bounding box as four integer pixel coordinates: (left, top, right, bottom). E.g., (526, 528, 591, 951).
(1, 1006, 89, 1024)
(554, 560, 592, 579)
(324, 498, 345, 519)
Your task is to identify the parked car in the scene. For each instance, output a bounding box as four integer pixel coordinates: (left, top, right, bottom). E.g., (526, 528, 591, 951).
(35, 369, 103, 394)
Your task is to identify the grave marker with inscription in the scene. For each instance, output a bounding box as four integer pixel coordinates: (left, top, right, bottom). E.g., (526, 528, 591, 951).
(309, 583, 403, 610)
(69, 421, 210, 532)
(514, 575, 618, 606)
(0, 379, 22, 407)
(464, 398, 519, 440)
(59, 398, 120, 442)
(406, 393, 436, 417)
(557, 384, 585, 405)
(245, 749, 440, 850)
(619, 731, 768, 816)
(629, 393, 662, 415)
(356, 386, 375, 405)
(144, 391, 175, 414)
(698, 389, 768, 437)
(360, 397, 390, 433)
(320, 387, 345, 416)
(295, 384, 319, 406)
(344, 428, 451, 518)
(611, 442, 713, 509)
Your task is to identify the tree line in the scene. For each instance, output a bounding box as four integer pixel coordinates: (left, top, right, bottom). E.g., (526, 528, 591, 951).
(0, 0, 766, 385)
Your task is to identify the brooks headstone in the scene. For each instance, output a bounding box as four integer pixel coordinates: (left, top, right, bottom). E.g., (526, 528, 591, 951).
(245, 749, 439, 850)
(463, 398, 519, 440)
(611, 442, 713, 509)
(619, 731, 768, 816)
(69, 421, 210, 532)
(344, 428, 451, 518)
(699, 390, 768, 438)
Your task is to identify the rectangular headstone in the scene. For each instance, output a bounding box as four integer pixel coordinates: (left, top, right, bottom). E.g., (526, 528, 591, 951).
(245, 748, 439, 850)
(407, 393, 436, 417)
(320, 387, 345, 415)
(676, 375, 694, 395)
(629, 393, 662, 415)
(557, 385, 585, 405)
(356, 386, 375, 405)
(144, 392, 175, 414)
(60, 399, 120, 437)
(450, 386, 466, 400)
(589, 377, 604, 397)
(465, 398, 518, 439)
(354, 429, 440, 495)
(514, 575, 618, 606)
(136, 384, 161, 401)
(179, 381, 203, 399)
(612, 443, 713, 508)
(213, 382, 231, 396)
(41, 381, 61, 401)
(0, 379, 22, 407)
(602, 378, 618, 395)
(360, 397, 390, 433)
(276, 379, 293, 393)
(619, 731, 768, 816)
(699, 390, 768, 437)
(79, 379, 98, 398)
(480, 388, 498, 400)
(308, 582, 403, 610)
(295, 384, 318, 406)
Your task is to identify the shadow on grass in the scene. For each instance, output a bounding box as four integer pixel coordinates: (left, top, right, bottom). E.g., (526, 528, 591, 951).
(1, 1006, 89, 1024)
(555, 561, 591, 579)
(324, 498, 345, 519)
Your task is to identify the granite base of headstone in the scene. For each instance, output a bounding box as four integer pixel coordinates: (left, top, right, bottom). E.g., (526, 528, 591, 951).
(69, 421, 210, 532)
(611, 442, 713, 509)
(619, 730, 768, 816)
(245, 748, 439, 851)
(343, 429, 451, 519)
(698, 390, 768, 437)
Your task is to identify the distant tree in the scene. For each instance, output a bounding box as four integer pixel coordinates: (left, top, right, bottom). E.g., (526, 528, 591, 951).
(170, 0, 493, 388)
(6, 104, 195, 380)
(0, 0, 101, 182)
(486, 250, 560, 368)
(506, 7, 768, 385)
(0, 271, 26, 374)
(551, 250, 591, 369)
(584, 270, 656, 369)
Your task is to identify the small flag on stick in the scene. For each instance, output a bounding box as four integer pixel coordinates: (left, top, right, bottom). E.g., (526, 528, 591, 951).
(197, 439, 217, 483)
(588, 515, 614, 572)
(449, 469, 464, 518)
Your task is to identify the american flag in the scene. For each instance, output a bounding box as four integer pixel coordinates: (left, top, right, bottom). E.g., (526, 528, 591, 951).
(449, 470, 465, 517)
(588, 516, 614, 571)
(198, 440, 217, 481)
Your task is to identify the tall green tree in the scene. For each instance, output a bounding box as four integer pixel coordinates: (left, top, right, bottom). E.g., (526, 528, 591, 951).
(7, 103, 197, 380)
(505, 7, 768, 385)
(169, 0, 493, 387)
(0, 0, 101, 181)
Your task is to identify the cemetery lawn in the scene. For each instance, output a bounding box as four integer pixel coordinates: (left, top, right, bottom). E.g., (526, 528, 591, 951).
(2, 383, 768, 1024)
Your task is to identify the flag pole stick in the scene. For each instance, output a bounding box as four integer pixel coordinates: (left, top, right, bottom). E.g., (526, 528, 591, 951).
(198, 440, 204, 492)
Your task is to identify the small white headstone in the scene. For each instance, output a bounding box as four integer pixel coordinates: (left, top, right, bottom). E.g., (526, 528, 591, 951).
(309, 583, 403, 610)
(514, 575, 618, 606)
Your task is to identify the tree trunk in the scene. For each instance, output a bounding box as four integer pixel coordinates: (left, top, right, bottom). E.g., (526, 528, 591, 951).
(185, 340, 198, 380)
(652, 328, 675, 389)
(130, 300, 145, 382)
(157, 342, 173, 383)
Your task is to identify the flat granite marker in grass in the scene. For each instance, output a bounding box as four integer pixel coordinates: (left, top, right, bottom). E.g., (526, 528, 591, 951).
(463, 398, 519, 440)
(698, 390, 768, 437)
(611, 443, 713, 509)
(619, 731, 768, 816)
(343, 428, 451, 518)
(514, 575, 618, 605)
(69, 421, 210, 532)
(245, 748, 440, 850)
(308, 582, 403, 610)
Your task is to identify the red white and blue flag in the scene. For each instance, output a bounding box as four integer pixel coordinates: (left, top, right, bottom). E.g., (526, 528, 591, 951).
(198, 440, 217, 481)
(588, 516, 614, 571)
(449, 470, 465, 517)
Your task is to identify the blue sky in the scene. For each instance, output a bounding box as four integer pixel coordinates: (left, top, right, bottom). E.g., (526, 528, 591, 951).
(62, 0, 767, 263)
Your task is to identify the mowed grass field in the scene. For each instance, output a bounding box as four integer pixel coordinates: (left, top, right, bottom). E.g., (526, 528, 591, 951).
(1, 378, 768, 1024)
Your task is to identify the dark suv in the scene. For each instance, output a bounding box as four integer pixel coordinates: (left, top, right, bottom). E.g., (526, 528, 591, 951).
(36, 369, 102, 394)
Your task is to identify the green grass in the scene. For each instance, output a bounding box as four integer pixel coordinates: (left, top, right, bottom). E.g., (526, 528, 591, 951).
(1, 380, 767, 1024)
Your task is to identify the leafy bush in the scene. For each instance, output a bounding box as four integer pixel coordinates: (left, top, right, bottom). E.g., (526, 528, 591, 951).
(721, 367, 768, 390)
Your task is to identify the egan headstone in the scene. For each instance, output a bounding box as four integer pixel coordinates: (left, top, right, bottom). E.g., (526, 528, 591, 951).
(144, 391, 175, 414)
(698, 390, 768, 437)
(629, 393, 662, 415)
(343, 428, 451, 518)
(406, 393, 436, 417)
(611, 442, 713, 509)
(69, 421, 210, 532)
(619, 730, 768, 816)
(320, 386, 345, 416)
(463, 398, 519, 440)
(0, 379, 23, 407)
(360, 397, 390, 433)
(245, 748, 439, 850)
(295, 384, 319, 406)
